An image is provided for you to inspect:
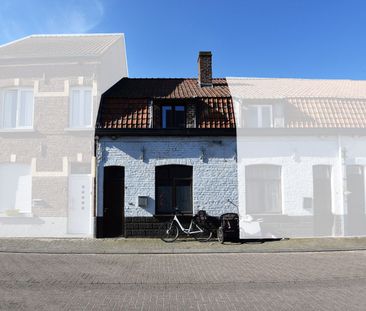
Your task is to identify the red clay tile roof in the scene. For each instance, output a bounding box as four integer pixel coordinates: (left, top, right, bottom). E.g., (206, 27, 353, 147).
(0, 34, 123, 59)
(99, 77, 366, 130)
(103, 78, 231, 98)
(198, 98, 235, 128)
(99, 98, 149, 129)
(99, 78, 234, 129)
(286, 98, 366, 128)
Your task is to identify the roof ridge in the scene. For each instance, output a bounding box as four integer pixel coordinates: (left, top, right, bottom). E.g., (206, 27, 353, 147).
(0, 36, 29, 49)
(120, 77, 226, 80)
(0, 34, 125, 57)
(227, 76, 366, 82)
(28, 33, 124, 38)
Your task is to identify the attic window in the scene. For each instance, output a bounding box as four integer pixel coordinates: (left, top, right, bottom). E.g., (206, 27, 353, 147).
(162, 105, 185, 129)
(245, 105, 273, 128)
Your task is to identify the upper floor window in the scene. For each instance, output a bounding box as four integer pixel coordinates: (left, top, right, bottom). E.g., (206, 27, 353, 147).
(69, 88, 92, 128)
(245, 105, 273, 128)
(0, 89, 34, 130)
(162, 105, 185, 128)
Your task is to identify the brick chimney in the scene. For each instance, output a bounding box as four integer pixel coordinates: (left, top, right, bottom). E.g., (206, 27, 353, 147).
(198, 51, 212, 87)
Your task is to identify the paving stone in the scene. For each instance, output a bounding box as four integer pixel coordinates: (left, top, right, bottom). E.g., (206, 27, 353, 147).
(0, 251, 366, 310)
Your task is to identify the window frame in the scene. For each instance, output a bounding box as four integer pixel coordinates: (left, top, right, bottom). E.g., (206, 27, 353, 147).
(245, 164, 282, 215)
(161, 104, 186, 129)
(0, 88, 34, 130)
(245, 104, 273, 128)
(155, 165, 193, 215)
(69, 87, 93, 129)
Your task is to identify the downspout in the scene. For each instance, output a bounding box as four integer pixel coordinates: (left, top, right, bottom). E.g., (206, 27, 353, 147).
(93, 134, 99, 238)
(148, 99, 153, 128)
(337, 134, 346, 236)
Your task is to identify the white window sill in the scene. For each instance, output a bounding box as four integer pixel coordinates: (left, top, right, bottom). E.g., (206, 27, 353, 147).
(64, 127, 94, 132)
(0, 128, 35, 133)
(0, 212, 33, 218)
(244, 126, 274, 129)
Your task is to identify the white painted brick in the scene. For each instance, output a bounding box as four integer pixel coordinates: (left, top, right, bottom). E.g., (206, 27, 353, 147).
(97, 136, 238, 217)
(97, 135, 366, 225)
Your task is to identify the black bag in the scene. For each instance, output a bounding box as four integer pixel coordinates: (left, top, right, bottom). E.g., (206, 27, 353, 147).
(220, 213, 239, 231)
(218, 213, 239, 243)
(194, 210, 208, 225)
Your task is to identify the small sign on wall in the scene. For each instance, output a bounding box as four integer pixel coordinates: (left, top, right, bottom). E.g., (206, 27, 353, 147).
(138, 196, 148, 208)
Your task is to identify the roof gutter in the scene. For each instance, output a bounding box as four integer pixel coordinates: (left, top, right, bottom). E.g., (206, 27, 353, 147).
(95, 128, 236, 137)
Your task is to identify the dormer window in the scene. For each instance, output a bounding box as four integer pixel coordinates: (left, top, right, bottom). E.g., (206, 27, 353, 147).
(162, 105, 185, 128)
(245, 105, 273, 128)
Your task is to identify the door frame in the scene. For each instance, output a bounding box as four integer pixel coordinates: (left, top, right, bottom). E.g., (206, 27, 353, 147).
(155, 165, 193, 215)
(101, 165, 125, 238)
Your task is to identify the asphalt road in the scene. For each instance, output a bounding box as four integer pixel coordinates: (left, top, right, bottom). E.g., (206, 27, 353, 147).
(0, 251, 366, 310)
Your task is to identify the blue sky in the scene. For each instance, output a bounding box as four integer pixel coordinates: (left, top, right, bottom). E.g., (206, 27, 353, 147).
(1, 0, 366, 79)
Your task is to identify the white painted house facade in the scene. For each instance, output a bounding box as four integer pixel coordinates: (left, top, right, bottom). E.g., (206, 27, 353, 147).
(96, 52, 237, 237)
(96, 54, 366, 238)
(231, 78, 366, 238)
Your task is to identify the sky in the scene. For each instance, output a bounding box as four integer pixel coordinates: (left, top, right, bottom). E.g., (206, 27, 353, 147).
(0, 0, 366, 79)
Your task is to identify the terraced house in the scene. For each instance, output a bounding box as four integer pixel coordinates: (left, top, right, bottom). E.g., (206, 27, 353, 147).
(96, 52, 238, 237)
(2, 35, 364, 239)
(0, 34, 127, 237)
(231, 77, 366, 238)
(96, 51, 366, 238)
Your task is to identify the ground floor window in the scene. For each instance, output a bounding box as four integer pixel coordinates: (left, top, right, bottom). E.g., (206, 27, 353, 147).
(0, 164, 32, 214)
(245, 164, 282, 214)
(155, 165, 192, 215)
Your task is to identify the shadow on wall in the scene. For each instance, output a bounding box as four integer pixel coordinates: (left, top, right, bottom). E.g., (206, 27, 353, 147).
(104, 139, 237, 163)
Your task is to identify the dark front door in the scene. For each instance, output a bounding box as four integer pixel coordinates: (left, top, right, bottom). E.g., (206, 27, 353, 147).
(103, 166, 125, 237)
(346, 165, 366, 235)
(313, 165, 333, 236)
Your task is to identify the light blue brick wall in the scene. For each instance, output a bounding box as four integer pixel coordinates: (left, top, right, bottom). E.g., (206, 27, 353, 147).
(97, 136, 239, 217)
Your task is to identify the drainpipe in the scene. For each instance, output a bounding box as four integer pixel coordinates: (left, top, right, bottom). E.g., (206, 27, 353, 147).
(337, 135, 346, 236)
(148, 99, 153, 128)
(93, 135, 99, 238)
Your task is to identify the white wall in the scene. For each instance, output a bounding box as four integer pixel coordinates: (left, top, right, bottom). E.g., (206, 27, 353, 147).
(97, 135, 366, 238)
(97, 136, 238, 217)
(237, 135, 366, 238)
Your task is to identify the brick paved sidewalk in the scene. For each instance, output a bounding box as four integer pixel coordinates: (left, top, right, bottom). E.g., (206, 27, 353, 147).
(2, 251, 366, 310)
(1, 237, 366, 254)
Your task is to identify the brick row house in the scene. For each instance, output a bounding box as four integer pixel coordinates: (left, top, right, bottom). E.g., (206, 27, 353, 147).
(0, 34, 127, 237)
(96, 51, 366, 238)
(2, 33, 365, 238)
(96, 52, 238, 237)
(231, 77, 366, 237)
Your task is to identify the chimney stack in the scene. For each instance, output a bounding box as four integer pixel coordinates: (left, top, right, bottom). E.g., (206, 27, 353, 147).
(198, 51, 212, 87)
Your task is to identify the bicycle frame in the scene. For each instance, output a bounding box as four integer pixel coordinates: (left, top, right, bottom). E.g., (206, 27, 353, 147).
(171, 215, 204, 235)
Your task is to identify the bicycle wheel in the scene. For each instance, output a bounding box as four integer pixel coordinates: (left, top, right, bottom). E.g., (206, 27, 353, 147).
(193, 224, 212, 242)
(160, 222, 179, 242)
